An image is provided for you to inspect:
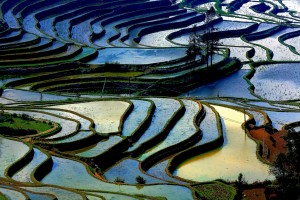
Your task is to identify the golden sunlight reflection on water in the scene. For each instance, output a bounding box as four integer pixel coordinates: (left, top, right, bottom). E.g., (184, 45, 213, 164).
(175, 106, 274, 183)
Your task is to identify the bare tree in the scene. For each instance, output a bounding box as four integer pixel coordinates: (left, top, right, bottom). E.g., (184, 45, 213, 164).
(185, 25, 203, 63)
(203, 7, 220, 67)
(186, 7, 221, 67)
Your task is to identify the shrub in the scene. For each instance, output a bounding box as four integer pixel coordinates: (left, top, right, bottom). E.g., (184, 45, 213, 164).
(21, 114, 31, 120)
(262, 179, 272, 187)
(104, 61, 121, 67)
(235, 173, 247, 199)
(114, 177, 125, 183)
(0, 113, 13, 123)
(95, 166, 102, 175)
(237, 173, 246, 187)
(136, 175, 146, 184)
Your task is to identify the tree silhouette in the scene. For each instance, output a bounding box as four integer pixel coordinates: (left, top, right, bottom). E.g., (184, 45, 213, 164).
(269, 129, 300, 199)
(186, 7, 220, 67)
(185, 25, 203, 63)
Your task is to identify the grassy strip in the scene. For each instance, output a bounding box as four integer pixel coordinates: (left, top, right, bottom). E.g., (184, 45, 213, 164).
(82, 99, 156, 170)
(131, 98, 186, 158)
(135, 14, 205, 45)
(0, 186, 30, 200)
(172, 57, 241, 94)
(12, 186, 57, 199)
(283, 121, 300, 130)
(227, 0, 250, 13)
(167, 102, 223, 181)
(81, 99, 160, 170)
(140, 99, 204, 171)
(0, 30, 22, 43)
(0, 38, 52, 54)
(0, 45, 82, 65)
(202, 23, 259, 41)
(128, 99, 156, 140)
(0, 42, 67, 60)
(31, 146, 53, 182)
(250, 2, 271, 13)
(241, 26, 290, 61)
(0, 47, 97, 69)
(50, 132, 102, 152)
(5, 143, 33, 178)
(0, 34, 40, 50)
(34, 107, 96, 132)
(29, 72, 143, 91)
(278, 29, 300, 55)
(167, 17, 222, 46)
(244, 60, 300, 101)
(242, 25, 287, 42)
(0, 192, 7, 200)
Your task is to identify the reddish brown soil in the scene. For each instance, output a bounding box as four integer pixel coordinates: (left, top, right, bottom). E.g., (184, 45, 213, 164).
(242, 128, 288, 199)
(243, 188, 266, 200)
(249, 128, 287, 163)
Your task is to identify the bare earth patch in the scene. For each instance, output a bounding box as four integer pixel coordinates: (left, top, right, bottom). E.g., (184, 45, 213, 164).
(249, 128, 287, 163)
(243, 188, 266, 200)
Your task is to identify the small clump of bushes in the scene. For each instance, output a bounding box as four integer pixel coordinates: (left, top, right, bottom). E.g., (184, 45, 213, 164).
(114, 177, 125, 183)
(136, 176, 146, 184)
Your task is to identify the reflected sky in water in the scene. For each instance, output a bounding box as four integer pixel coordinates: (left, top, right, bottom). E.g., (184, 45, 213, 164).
(89, 48, 186, 64)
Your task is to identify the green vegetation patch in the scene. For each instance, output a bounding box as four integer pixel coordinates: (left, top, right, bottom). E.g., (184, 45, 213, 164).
(194, 181, 237, 200)
(0, 112, 54, 136)
(0, 193, 5, 200)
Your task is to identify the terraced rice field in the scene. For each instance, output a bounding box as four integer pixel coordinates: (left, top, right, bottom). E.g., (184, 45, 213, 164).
(0, 0, 300, 199)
